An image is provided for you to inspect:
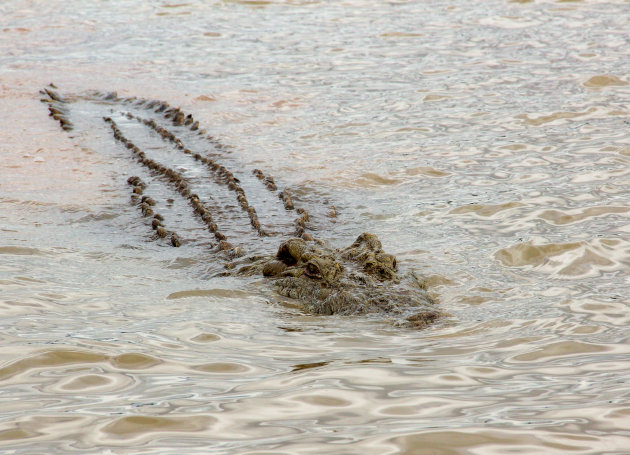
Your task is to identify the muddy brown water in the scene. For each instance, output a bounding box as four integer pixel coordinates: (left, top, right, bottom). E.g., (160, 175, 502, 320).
(1, 0, 630, 453)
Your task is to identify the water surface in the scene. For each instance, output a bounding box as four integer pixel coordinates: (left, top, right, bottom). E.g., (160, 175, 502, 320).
(1, 0, 630, 453)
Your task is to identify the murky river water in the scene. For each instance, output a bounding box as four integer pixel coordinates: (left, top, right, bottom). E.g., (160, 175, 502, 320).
(2, 0, 630, 453)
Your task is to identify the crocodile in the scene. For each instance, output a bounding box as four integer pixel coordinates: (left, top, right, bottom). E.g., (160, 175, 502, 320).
(40, 84, 442, 328)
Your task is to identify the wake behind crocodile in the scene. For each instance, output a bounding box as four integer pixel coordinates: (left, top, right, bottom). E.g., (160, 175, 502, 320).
(41, 85, 440, 328)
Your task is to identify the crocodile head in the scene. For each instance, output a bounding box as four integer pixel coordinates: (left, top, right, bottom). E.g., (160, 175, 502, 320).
(260, 233, 441, 328)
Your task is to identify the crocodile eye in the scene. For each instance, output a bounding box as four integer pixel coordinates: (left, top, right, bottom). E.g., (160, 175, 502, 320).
(304, 261, 322, 279)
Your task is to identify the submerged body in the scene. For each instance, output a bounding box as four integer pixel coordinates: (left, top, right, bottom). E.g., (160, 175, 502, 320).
(41, 85, 441, 327)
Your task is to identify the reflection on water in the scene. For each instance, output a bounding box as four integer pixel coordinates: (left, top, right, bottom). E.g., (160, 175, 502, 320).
(1, 0, 630, 453)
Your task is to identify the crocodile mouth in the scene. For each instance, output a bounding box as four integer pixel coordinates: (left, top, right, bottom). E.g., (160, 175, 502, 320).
(274, 275, 441, 328)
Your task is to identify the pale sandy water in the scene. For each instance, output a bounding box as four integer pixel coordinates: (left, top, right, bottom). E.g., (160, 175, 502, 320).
(1, 0, 630, 453)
